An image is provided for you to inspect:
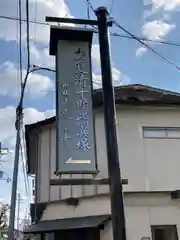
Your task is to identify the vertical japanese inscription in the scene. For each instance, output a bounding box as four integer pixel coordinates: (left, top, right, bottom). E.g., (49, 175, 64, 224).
(57, 38, 97, 173)
(60, 83, 71, 141)
(74, 48, 91, 155)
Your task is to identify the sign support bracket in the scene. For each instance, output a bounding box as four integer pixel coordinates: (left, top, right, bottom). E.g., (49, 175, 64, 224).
(50, 178, 128, 186)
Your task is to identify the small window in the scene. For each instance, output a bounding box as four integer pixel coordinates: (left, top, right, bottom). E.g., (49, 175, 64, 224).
(151, 225, 178, 240)
(143, 127, 167, 138)
(143, 127, 180, 139)
(166, 128, 180, 138)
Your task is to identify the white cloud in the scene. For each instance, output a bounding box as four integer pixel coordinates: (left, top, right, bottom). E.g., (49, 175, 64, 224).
(30, 45, 55, 69)
(145, 0, 180, 11)
(30, 43, 101, 71)
(136, 46, 147, 56)
(136, 20, 175, 57)
(0, 0, 71, 44)
(23, 107, 55, 124)
(92, 73, 102, 89)
(0, 106, 53, 168)
(0, 62, 54, 99)
(112, 68, 130, 86)
(93, 68, 129, 88)
(0, 106, 16, 144)
(91, 44, 101, 74)
(143, 0, 180, 20)
(142, 20, 175, 40)
(27, 71, 54, 97)
(91, 44, 130, 86)
(0, 106, 55, 146)
(0, 106, 56, 223)
(30, 43, 129, 88)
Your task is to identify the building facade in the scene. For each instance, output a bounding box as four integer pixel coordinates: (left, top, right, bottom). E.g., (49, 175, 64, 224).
(25, 84, 180, 240)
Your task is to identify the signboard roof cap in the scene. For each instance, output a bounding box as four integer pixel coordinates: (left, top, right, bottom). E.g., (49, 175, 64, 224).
(49, 26, 94, 55)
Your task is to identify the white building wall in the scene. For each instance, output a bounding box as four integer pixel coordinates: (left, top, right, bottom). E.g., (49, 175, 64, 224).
(36, 106, 180, 203)
(41, 193, 180, 240)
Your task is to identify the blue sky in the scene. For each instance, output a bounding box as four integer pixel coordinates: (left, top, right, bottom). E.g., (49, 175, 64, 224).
(0, 0, 180, 227)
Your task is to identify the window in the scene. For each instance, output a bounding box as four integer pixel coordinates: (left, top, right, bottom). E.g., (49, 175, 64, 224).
(142, 127, 180, 139)
(151, 225, 178, 240)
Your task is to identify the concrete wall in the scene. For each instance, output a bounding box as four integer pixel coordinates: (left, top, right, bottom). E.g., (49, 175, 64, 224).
(35, 106, 180, 203)
(41, 193, 180, 240)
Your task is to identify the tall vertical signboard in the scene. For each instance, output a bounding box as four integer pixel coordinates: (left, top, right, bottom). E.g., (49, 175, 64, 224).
(49, 26, 97, 174)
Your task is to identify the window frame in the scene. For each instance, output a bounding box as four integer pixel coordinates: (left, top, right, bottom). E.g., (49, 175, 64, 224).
(142, 126, 180, 139)
(151, 225, 178, 240)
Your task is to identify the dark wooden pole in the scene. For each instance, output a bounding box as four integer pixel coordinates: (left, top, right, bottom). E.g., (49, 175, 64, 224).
(95, 6, 126, 240)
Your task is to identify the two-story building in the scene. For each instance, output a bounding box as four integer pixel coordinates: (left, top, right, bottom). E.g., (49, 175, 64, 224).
(24, 84, 180, 240)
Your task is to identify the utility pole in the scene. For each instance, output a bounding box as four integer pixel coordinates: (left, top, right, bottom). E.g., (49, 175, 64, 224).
(95, 7, 126, 240)
(8, 107, 22, 240)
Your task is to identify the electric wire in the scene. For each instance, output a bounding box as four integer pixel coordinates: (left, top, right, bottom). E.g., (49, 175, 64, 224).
(18, 0, 29, 198)
(85, 0, 95, 13)
(109, 32, 180, 47)
(90, 29, 180, 47)
(32, 0, 38, 54)
(16, 0, 20, 101)
(0, 15, 49, 25)
(19, 135, 29, 201)
(26, 0, 30, 70)
(112, 18, 180, 70)
(85, 0, 180, 70)
(10, 1, 180, 200)
(85, 0, 97, 30)
(31, 64, 101, 86)
(109, 0, 115, 14)
(21, 129, 31, 196)
(18, 0, 31, 109)
(1, 14, 180, 47)
(19, 0, 23, 88)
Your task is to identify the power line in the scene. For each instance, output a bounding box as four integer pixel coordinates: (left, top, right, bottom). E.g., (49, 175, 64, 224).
(26, 0, 30, 70)
(85, 0, 180, 68)
(18, 0, 29, 200)
(85, 0, 98, 30)
(109, 32, 180, 47)
(87, 0, 90, 21)
(21, 129, 31, 197)
(86, 0, 115, 15)
(109, 0, 115, 14)
(16, 0, 19, 100)
(32, 64, 101, 86)
(17, 0, 31, 200)
(8, 0, 31, 238)
(85, 0, 95, 14)
(0, 15, 48, 26)
(85, 0, 180, 48)
(112, 19, 180, 70)
(19, 0, 23, 88)
(92, 29, 180, 47)
(18, 0, 30, 108)
(32, 0, 38, 53)
(20, 134, 29, 200)
(1, 14, 180, 47)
